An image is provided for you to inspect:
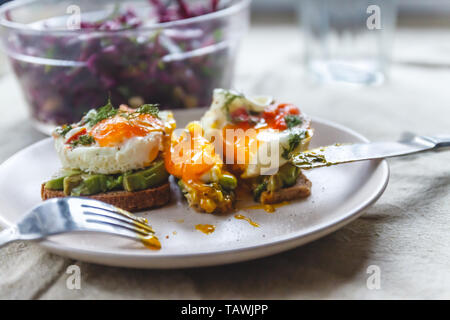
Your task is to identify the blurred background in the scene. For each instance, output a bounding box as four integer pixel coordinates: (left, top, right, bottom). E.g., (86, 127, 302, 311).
(0, 0, 449, 151)
(254, 0, 450, 15)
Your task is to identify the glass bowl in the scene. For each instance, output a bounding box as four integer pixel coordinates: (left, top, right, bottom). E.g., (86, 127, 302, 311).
(0, 0, 250, 134)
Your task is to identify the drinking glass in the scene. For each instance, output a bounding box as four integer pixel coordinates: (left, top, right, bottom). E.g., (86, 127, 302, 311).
(299, 0, 397, 85)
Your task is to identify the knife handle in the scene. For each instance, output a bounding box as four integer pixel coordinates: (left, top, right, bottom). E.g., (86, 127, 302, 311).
(426, 135, 450, 148)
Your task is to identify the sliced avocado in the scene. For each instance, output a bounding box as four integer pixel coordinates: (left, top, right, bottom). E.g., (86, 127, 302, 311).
(278, 163, 300, 187)
(267, 174, 283, 192)
(250, 164, 300, 201)
(50, 161, 168, 196)
(45, 176, 66, 191)
(71, 174, 109, 196)
(253, 181, 268, 202)
(105, 175, 123, 191)
(45, 169, 81, 190)
(123, 160, 169, 192)
(63, 175, 82, 196)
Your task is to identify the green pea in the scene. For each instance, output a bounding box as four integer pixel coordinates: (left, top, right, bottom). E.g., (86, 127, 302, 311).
(219, 173, 238, 191)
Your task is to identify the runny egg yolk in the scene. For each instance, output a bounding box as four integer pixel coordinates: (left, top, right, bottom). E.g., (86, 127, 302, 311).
(165, 122, 221, 183)
(222, 122, 259, 174)
(90, 114, 164, 148)
(223, 103, 302, 174)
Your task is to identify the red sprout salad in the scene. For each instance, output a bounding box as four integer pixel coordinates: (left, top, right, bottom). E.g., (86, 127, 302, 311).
(5, 0, 244, 126)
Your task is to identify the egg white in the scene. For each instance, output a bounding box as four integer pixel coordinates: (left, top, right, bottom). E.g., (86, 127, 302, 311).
(200, 89, 313, 178)
(55, 131, 163, 174)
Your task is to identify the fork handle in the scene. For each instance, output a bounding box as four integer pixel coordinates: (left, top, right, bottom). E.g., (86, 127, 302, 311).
(0, 226, 20, 248)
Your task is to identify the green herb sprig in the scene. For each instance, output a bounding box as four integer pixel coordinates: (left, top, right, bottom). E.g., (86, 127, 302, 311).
(284, 115, 302, 129)
(135, 104, 160, 118)
(282, 131, 306, 160)
(70, 134, 95, 147)
(55, 124, 73, 137)
(83, 98, 118, 127)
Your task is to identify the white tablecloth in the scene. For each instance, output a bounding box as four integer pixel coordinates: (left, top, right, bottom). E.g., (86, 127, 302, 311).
(0, 21, 449, 299)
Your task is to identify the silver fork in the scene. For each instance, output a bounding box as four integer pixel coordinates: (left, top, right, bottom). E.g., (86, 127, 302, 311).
(0, 197, 157, 248)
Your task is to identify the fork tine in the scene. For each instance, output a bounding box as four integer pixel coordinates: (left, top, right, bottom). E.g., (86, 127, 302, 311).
(83, 210, 154, 235)
(74, 198, 157, 236)
(85, 217, 151, 237)
(80, 203, 149, 225)
(83, 212, 154, 235)
(81, 206, 154, 232)
(82, 219, 151, 242)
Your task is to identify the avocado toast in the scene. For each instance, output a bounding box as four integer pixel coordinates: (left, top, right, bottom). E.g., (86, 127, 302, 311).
(201, 89, 313, 206)
(165, 89, 313, 213)
(41, 101, 176, 212)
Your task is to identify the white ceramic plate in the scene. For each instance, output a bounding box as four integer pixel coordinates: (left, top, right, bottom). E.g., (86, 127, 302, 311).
(0, 110, 389, 268)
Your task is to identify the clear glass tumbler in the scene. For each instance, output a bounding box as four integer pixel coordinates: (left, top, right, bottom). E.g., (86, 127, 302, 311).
(299, 0, 397, 85)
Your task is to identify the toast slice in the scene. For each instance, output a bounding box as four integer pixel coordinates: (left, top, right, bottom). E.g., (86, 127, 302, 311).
(260, 172, 311, 205)
(41, 183, 170, 212)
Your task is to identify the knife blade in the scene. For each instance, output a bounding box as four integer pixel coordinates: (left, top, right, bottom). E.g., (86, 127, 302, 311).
(290, 134, 450, 169)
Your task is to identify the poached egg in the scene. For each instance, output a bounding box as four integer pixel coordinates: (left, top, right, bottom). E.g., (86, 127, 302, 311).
(200, 89, 313, 178)
(54, 104, 175, 174)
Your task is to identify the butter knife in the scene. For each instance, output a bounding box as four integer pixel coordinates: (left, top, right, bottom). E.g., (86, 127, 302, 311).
(291, 134, 450, 169)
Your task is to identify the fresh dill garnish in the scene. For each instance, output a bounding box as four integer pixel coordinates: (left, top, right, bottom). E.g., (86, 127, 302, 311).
(70, 134, 95, 147)
(284, 115, 302, 129)
(55, 124, 73, 137)
(135, 104, 159, 118)
(282, 131, 306, 160)
(221, 90, 244, 121)
(84, 98, 118, 126)
(79, 134, 95, 145)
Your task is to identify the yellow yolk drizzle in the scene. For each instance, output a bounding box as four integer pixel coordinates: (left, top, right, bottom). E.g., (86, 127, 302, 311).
(139, 234, 162, 250)
(234, 214, 260, 227)
(243, 201, 290, 213)
(195, 224, 216, 234)
(112, 207, 161, 250)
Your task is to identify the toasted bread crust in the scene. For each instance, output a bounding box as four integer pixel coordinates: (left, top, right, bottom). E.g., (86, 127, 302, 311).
(260, 172, 312, 204)
(41, 183, 170, 212)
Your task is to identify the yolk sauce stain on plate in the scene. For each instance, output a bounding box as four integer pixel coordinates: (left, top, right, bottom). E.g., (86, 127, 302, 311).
(115, 209, 160, 250)
(195, 224, 215, 234)
(243, 201, 290, 213)
(139, 235, 161, 250)
(234, 214, 260, 227)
